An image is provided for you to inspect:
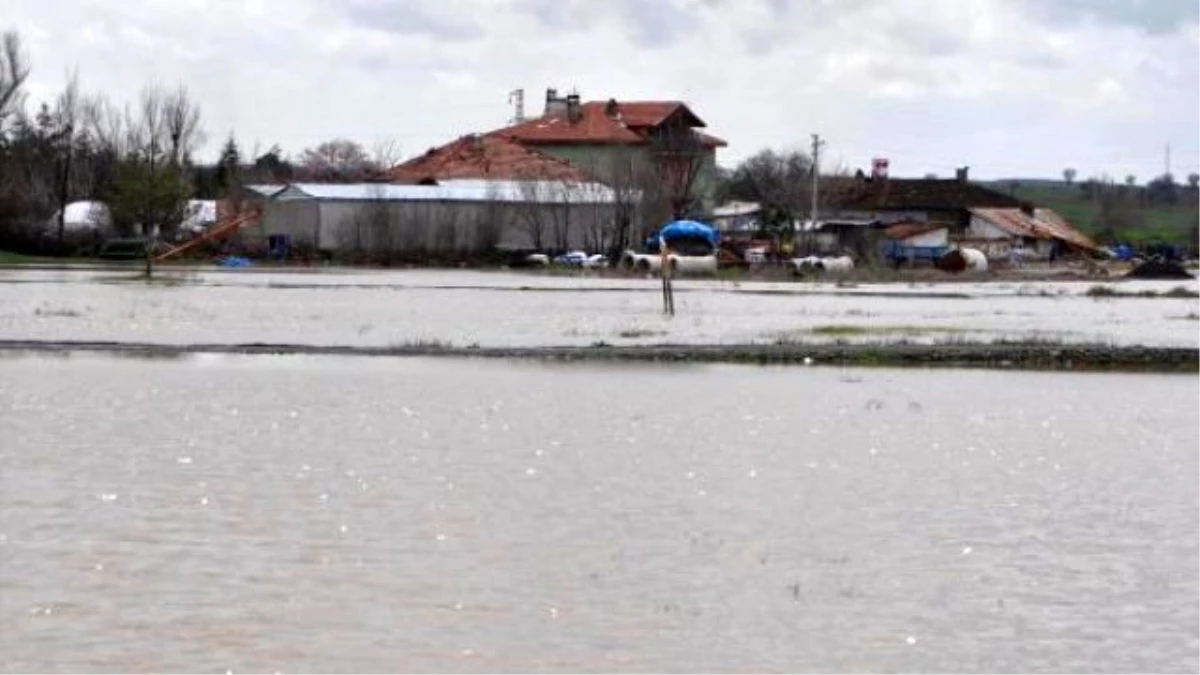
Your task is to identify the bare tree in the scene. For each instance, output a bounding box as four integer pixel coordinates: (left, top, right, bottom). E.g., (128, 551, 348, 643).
(547, 180, 577, 251)
(162, 85, 203, 168)
(646, 122, 706, 221)
(370, 137, 403, 176)
(579, 149, 644, 255)
(52, 71, 81, 244)
(513, 176, 551, 250)
(97, 84, 201, 238)
(736, 149, 809, 235)
(299, 138, 375, 181)
(1062, 167, 1077, 185)
(473, 183, 505, 255)
(1188, 173, 1199, 190)
(0, 30, 29, 137)
(577, 178, 614, 254)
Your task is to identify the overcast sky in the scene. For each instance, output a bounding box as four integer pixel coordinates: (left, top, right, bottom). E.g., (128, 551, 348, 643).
(9, 0, 1199, 180)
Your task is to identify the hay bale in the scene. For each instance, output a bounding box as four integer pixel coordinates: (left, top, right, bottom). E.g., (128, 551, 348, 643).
(937, 248, 987, 273)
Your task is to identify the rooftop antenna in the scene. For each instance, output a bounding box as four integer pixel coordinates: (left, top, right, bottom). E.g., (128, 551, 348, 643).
(507, 89, 525, 124)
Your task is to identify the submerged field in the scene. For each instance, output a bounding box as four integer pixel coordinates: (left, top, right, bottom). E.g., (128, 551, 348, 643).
(0, 268, 1197, 358)
(1, 354, 1197, 672)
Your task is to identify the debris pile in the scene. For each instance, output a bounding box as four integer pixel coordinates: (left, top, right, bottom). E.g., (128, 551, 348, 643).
(1126, 258, 1194, 280)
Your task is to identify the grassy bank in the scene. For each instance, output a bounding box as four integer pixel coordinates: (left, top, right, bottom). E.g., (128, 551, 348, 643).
(1, 339, 1195, 373)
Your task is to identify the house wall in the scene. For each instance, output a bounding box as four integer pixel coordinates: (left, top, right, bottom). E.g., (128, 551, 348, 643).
(966, 215, 1013, 240)
(256, 198, 321, 247)
(904, 228, 949, 247)
(255, 198, 617, 255)
(956, 219, 1013, 258)
(535, 144, 721, 218)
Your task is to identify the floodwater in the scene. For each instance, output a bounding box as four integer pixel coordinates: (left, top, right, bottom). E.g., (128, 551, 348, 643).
(0, 267, 1197, 348)
(1, 353, 1196, 673)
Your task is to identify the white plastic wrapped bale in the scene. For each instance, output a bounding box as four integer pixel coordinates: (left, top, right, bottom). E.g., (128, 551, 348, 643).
(583, 254, 609, 269)
(791, 255, 853, 275)
(672, 254, 718, 275)
(621, 251, 717, 275)
(789, 256, 822, 274)
(525, 253, 550, 266)
(819, 256, 855, 273)
(46, 201, 114, 235)
(961, 248, 988, 271)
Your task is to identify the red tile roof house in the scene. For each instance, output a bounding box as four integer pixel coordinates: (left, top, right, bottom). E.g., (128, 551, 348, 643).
(392, 89, 727, 247)
(493, 89, 726, 227)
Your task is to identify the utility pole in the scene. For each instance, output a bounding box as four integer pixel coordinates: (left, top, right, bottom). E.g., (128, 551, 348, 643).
(1165, 143, 1171, 178)
(810, 133, 822, 224)
(809, 133, 824, 254)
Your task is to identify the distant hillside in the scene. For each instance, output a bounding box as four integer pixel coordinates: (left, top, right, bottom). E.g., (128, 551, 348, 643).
(983, 179, 1199, 248)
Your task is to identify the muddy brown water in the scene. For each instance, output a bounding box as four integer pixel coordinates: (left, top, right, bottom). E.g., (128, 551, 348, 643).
(1, 353, 1196, 672)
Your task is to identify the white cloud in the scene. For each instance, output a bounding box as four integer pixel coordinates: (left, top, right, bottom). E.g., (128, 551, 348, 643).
(5, 0, 1197, 180)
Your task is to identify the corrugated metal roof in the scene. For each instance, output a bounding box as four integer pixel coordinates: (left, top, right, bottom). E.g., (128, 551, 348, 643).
(245, 184, 286, 197)
(713, 201, 761, 217)
(1034, 208, 1099, 251)
(971, 208, 1043, 239)
(970, 207, 1098, 251)
(276, 180, 620, 204)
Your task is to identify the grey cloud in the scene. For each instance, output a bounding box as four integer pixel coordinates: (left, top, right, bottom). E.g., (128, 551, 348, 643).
(1028, 0, 1198, 34)
(516, 0, 587, 30)
(613, 0, 701, 48)
(340, 0, 483, 41)
(514, 0, 703, 51)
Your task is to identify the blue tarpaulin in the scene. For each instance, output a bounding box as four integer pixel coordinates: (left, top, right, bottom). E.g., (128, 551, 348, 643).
(216, 256, 253, 268)
(645, 220, 720, 250)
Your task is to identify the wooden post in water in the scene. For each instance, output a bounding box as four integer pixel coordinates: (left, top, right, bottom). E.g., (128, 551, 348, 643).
(660, 236, 675, 316)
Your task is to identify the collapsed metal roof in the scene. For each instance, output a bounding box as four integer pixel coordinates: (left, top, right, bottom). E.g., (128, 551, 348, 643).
(970, 207, 1098, 251)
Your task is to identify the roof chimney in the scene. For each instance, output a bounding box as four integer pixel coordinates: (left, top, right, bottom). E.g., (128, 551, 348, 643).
(544, 87, 567, 119)
(604, 98, 619, 119)
(871, 157, 889, 179)
(566, 93, 582, 124)
(955, 166, 970, 183)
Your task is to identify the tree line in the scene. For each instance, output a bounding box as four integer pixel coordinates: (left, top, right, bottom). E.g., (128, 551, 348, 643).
(0, 29, 403, 256)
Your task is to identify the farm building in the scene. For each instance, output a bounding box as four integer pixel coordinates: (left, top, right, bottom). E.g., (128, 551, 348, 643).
(712, 201, 762, 233)
(965, 207, 1097, 260)
(245, 179, 621, 257)
(486, 89, 727, 220)
(828, 167, 1098, 259)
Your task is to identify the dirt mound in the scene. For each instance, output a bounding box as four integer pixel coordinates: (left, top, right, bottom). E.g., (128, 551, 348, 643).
(1126, 258, 1194, 280)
